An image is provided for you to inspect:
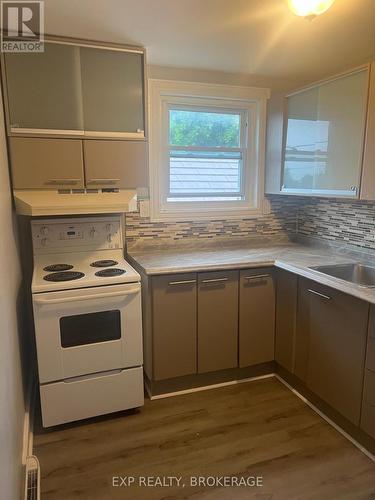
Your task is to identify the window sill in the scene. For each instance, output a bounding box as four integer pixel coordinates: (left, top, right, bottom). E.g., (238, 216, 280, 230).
(150, 205, 264, 222)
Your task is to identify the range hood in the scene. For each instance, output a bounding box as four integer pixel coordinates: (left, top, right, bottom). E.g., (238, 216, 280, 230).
(13, 189, 138, 216)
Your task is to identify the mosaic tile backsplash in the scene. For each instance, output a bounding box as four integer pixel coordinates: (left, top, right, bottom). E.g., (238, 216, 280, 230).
(125, 196, 299, 243)
(125, 196, 375, 250)
(297, 198, 375, 250)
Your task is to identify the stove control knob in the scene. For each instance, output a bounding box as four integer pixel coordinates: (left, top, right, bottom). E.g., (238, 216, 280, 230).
(40, 226, 49, 236)
(107, 234, 112, 243)
(106, 223, 113, 232)
(90, 228, 97, 238)
(41, 238, 49, 247)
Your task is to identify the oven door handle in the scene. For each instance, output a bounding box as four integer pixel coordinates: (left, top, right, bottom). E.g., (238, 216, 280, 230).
(34, 287, 140, 305)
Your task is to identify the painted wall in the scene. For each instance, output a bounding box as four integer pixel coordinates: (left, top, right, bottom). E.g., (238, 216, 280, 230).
(0, 87, 26, 499)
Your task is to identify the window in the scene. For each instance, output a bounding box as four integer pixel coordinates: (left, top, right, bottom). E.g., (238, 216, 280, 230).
(149, 80, 270, 220)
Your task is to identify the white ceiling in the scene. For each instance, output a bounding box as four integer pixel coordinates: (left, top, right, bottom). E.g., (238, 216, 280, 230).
(44, 0, 375, 82)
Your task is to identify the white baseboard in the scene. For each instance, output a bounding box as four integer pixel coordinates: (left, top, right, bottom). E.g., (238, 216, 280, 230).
(275, 374, 375, 463)
(148, 373, 275, 400)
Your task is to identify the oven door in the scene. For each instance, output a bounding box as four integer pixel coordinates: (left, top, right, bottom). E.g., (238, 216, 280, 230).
(33, 283, 143, 383)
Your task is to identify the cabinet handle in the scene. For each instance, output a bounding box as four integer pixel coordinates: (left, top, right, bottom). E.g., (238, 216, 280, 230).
(307, 289, 331, 300)
(201, 277, 229, 284)
(86, 178, 120, 185)
(243, 274, 270, 280)
(168, 280, 196, 286)
(45, 178, 81, 185)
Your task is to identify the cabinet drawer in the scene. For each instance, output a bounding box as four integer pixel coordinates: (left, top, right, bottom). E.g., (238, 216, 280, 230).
(9, 137, 84, 189)
(40, 366, 144, 427)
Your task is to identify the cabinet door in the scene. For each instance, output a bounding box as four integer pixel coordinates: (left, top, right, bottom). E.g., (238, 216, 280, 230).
(294, 278, 312, 382)
(361, 306, 375, 438)
(275, 269, 297, 372)
(305, 280, 368, 424)
(239, 268, 275, 367)
(9, 137, 84, 189)
(4, 43, 83, 133)
(360, 62, 375, 200)
(80, 47, 145, 137)
(282, 68, 368, 197)
(198, 270, 238, 373)
(84, 140, 148, 189)
(152, 274, 197, 381)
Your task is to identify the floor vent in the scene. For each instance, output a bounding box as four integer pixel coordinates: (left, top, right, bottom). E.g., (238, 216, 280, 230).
(25, 456, 40, 500)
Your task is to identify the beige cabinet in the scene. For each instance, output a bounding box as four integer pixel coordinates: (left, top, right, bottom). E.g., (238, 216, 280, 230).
(281, 68, 369, 197)
(4, 43, 84, 134)
(80, 47, 145, 136)
(2, 39, 146, 139)
(197, 270, 239, 373)
(360, 62, 375, 200)
(239, 268, 275, 367)
(303, 279, 368, 425)
(151, 274, 197, 381)
(275, 269, 298, 372)
(9, 137, 84, 189)
(84, 140, 148, 189)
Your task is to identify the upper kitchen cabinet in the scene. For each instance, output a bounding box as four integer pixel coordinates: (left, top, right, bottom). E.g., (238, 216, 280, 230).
(266, 66, 371, 198)
(80, 47, 145, 138)
(282, 68, 369, 197)
(360, 62, 375, 200)
(1, 39, 146, 139)
(3, 43, 84, 135)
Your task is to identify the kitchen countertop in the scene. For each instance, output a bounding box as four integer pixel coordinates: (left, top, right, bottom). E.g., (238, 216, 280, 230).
(127, 235, 375, 305)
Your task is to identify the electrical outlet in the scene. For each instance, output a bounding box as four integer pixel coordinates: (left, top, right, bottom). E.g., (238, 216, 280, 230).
(262, 197, 272, 215)
(139, 199, 150, 218)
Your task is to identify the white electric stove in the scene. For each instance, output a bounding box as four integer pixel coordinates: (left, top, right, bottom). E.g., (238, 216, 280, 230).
(31, 216, 144, 427)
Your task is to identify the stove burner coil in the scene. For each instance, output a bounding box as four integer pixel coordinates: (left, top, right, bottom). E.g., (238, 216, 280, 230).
(90, 260, 119, 268)
(43, 271, 85, 282)
(43, 264, 73, 272)
(95, 268, 126, 277)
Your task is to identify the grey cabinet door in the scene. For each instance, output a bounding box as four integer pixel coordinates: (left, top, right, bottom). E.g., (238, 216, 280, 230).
(4, 43, 84, 133)
(9, 137, 84, 189)
(361, 305, 375, 438)
(275, 269, 298, 372)
(304, 279, 368, 425)
(152, 274, 197, 381)
(80, 47, 145, 136)
(84, 140, 148, 189)
(294, 277, 312, 382)
(239, 268, 275, 367)
(282, 69, 368, 197)
(198, 270, 239, 373)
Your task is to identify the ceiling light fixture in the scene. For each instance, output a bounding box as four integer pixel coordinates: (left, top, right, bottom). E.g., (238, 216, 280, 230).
(287, 0, 335, 17)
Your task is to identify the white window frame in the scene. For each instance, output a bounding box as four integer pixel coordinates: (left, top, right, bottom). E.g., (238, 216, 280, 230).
(148, 79, 270, 221)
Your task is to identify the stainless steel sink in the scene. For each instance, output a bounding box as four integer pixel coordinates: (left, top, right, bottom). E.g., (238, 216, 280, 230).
(309, 263, 375, 288)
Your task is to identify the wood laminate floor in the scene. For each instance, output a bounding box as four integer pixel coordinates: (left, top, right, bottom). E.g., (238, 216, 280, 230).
(34, 377, 375, 499)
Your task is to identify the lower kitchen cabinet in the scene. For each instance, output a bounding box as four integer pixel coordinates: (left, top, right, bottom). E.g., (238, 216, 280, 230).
(275, 269, 298, 372)
(361, 305, 375, 438)
(239, 268, 275, 367)
(152, 273, 197, 381)
(198, 270, 239, 373)
(302, 279, 369, 425)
